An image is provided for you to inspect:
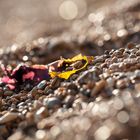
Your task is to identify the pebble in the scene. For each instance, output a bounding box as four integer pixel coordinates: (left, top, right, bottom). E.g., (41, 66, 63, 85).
(51, 77, 61, 89)
(3, 91, 14, 96)
(72, 99, 82, 110)
(127, 42, 135, 49)
(30, 87, 38, 97)
(17, 102, 26, 107)
(134, 70, 140, 78)
(135, 83, 140, 92)
(37, 80, 47, 90)
(67, 89, 78, 96)
(91, 80, 106, 97)
(35, 107, 48, 121)
(136, 50, 140, 56)
(106, 77, 115, 88)
(43, 97, 61, 109)
(116, 79, 130, 89)
(76, 69, 99, 84)
(0, 112, 20, 124)
(26, 112, 34, 122)
(0, 125, 9, 138)
(44, 86, 53, 95)
(63, 95, 74, 108)
(71, 60, 84, 69)
(33, 100, 43, 109)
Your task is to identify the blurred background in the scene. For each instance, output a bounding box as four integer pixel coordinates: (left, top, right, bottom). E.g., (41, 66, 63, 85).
(0, 0, 116, 48)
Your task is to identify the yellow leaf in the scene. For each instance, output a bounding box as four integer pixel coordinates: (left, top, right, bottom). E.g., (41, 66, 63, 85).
(63, 54, 83, 63)
(49, 71, 58, 78)
(57, 70, 77, 79)
(49, 54, 93, 79)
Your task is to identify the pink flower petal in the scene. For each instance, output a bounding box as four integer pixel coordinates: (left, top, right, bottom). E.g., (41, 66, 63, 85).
(1, 76, 15, 84)
(22, 71, 35, 81)
(7, 84, 15, 90)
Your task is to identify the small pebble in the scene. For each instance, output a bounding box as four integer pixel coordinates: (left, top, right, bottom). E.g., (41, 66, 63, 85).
(43, 97, 61, 109)
(37, 80, 47, 90)
(91, 80, 106, 97)
(0, 112, 20, 124)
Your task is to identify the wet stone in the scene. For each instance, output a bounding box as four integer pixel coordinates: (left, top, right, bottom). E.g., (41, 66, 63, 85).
(30, 87, 38, 97)
(44, 86, 53, 95)
(76, 69, 99, 84)
(51, 77, 61, 89)
(67, 89, 78, 96)
(67, 83, 78, 90)
(63, 95, 75, 108)
(80, 87, 91, 98)
(43, 97, 62, 110)
(70, 74, 79, 81)
(17, 102, 26, 107)
(37, 80, 47, 90)
(66, 83, 78, 95)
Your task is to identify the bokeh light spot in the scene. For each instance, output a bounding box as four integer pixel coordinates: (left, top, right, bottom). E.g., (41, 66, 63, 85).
(59, 0, 78, 20)
(117, 111, 129, 123)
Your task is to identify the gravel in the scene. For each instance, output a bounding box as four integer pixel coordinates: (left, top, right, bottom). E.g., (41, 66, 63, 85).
(0, 0, 140, 140)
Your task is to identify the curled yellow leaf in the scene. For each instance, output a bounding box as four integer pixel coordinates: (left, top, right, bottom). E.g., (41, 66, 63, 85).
(49, 54, 93, 79)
